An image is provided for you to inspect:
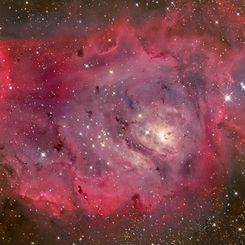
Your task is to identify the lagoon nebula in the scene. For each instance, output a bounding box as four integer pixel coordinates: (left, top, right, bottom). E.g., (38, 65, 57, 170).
(0, 0, 244, 244)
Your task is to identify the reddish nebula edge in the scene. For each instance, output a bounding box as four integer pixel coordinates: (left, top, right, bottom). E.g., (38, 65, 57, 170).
(0, 6, 244, 227)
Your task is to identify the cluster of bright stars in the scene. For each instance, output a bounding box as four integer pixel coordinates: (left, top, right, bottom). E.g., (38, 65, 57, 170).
(224, 81, 245, 102)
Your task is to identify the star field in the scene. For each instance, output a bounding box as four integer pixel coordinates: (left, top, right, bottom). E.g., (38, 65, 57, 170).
(0, 1, 244, 244)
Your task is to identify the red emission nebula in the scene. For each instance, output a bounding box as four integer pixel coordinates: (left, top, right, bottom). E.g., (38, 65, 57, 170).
(0, 2, 244, 240)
